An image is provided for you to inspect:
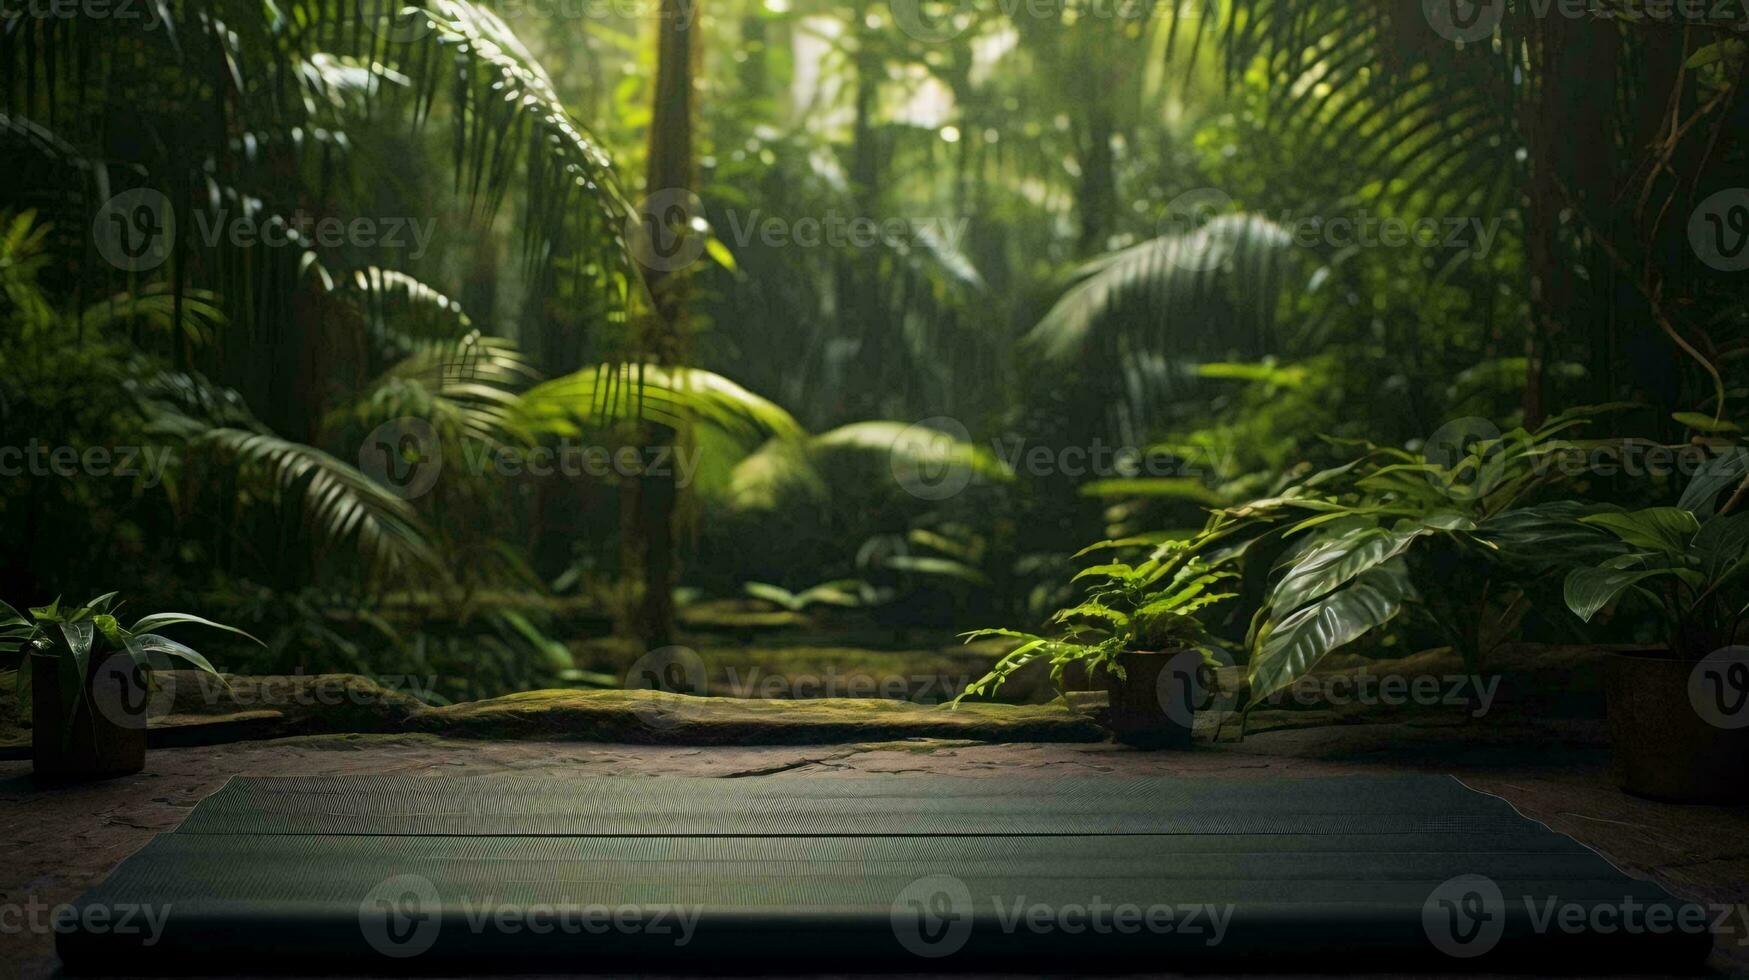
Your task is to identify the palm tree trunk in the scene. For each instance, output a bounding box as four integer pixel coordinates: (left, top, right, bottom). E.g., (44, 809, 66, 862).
(623, 0, 697, 648)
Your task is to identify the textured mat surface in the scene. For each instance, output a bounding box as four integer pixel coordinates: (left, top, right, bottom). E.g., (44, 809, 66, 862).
(59, 774, 1713, 973)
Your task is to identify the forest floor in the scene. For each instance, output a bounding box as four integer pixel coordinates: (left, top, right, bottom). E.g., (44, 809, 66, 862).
(2, 640, 1745, 977)
(3, 723, 1748, 979)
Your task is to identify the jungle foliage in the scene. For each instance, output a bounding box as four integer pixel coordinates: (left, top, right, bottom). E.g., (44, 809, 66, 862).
(1, 0, 1745, 702)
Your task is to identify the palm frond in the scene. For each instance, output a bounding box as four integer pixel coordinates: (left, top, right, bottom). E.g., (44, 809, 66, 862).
(136, 371, 446, 582)
(518, 363, 807, 448)
(1027, 213, 1296, 363)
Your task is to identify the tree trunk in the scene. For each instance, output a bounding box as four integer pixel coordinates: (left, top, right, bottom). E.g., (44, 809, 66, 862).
(623, 0, 697, 648)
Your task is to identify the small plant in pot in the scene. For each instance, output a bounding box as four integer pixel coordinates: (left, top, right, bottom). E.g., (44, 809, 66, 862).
(952, 536, 1239, 748)
(1564, 503, 1749, 803)
(2, 594, 257, 779)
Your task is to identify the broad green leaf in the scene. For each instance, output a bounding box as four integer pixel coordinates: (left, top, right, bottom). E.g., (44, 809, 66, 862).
(132, 633, 223, 676)
(1679, 449, 1749, 519)
(1052, 601, 1130, 626)
(1078, 478, 1227, 505)
(1268, 525, 1426, 616)
(882, 555, 989, 585)
(1581, 508, 1701, 556)
(1073, 533, 1178, 557)
(1072, 563, 1133, 582)
(1672, 412, 1740, 433)
(0, 599, 26, 627)
(129, 613, 263, 646)
(1693, 513, 1749, 581)
(743, 582, 804, 611)
(1249, 560, 1414, 703)
(1475, 501, 1627, 571)
(1563, 565, 1672, 622)
(85, 592, 120, 614)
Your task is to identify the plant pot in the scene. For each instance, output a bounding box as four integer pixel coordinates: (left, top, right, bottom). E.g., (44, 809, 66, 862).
(1101, 649, 1206, 749)
(1603, 651, 1749, 803)
(31, 651, 148, 780)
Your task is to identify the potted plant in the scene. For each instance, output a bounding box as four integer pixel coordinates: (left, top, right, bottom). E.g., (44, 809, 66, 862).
(953, 534, 1240, 747)
(2, 594, 257, 779)
(1564, 504, 1749, 802)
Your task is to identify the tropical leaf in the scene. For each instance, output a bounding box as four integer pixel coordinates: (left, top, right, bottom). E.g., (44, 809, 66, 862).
(1563, 563, 1674, 623)
(518, 364, 805, 449)
(811, 421, 1013, 482)
(1027, 214, 1296, 369)
(1581, 508, 1702, 557)
(1249, 559, 1415, 703)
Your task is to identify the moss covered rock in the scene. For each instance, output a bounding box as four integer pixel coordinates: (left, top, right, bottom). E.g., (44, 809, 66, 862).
(408, 689, 1103, 744)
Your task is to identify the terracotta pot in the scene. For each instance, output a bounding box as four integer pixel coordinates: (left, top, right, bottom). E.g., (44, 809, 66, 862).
(1603, 651, 1749, 803)
(1101, 649, 1208, 749)
(31, 650, 148, 779)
